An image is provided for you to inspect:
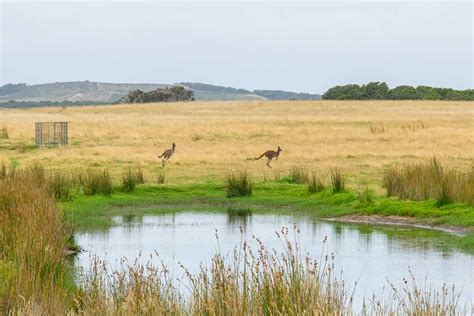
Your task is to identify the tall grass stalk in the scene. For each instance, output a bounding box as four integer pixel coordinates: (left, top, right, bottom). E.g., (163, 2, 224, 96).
(383, 158, 474, 206)
(0, 126, 8, 139)
(121, 166, 144, 192)
(331, 168, 345, 193)
(0, 167, 74, 313)
(0, 161, 6, 180)
(157, 170, 165, 184)
(290, 166, 310, 184)
(308, 172, 325, 193)
(225, 171, 253, 197)
(80, 168, 113, 196)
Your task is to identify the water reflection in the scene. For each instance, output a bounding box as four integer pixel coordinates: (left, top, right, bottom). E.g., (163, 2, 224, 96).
(75, 211, 473, 309)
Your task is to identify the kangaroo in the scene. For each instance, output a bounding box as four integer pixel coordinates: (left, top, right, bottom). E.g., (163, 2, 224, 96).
(158, 142, 176, 167)
(254, 146, 282, 168)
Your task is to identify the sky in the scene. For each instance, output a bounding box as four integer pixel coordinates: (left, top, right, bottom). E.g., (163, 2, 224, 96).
(0, 1, 472, 93)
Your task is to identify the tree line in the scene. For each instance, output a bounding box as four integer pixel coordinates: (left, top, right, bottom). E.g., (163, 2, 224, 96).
(322, 82, 474, 100)
(117, 86, 194, 104)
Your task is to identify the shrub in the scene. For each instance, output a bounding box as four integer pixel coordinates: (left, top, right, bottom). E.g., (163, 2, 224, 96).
(80, 169, 113, 196)
(330, 168, 345, 193)
(383, 158, 474, 206)
(290, 166, 309, 184)
(308, 172, 325, 193)
(226, 171, 253, 197)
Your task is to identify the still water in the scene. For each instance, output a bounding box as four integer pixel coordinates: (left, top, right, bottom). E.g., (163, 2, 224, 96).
(75, 211, 473, 310)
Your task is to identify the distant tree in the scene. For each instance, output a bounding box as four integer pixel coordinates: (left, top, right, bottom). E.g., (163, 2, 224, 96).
(117, 86, 194, 104)
(323, 83, 473, 101)
(322, 84, 364, 100)
(361, 82, 388, 99)
(388, 85, 419, 100)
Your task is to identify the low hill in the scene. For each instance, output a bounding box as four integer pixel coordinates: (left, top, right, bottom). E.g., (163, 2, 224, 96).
(0, 81, 321, 105)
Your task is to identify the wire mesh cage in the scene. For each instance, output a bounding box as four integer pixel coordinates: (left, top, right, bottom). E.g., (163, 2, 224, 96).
(35, 122, 68, 147)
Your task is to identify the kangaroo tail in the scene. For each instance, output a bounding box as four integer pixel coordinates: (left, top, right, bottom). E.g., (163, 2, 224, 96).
(254, 153, 265, 160)
(158, 153, 164, 158)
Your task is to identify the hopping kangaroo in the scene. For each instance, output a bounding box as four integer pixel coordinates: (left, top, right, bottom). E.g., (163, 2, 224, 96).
(254, 146, 282, 168)
(158, 142, 176, 167)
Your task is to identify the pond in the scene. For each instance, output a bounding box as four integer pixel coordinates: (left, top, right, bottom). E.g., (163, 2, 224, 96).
(75, 211, 473, 310)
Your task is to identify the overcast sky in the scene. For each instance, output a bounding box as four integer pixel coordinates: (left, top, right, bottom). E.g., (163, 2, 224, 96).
(1, 1, 472, 93)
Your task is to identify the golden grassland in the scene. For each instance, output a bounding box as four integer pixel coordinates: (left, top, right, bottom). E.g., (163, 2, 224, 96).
(1, 100, 473, 189)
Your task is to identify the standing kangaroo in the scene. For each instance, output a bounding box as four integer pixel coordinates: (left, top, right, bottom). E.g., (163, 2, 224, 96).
(254, 146, 282, 168)
(158, 142, 176, 167)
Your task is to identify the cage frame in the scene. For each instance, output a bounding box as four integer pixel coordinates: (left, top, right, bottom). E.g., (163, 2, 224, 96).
(35, 121, 68, 147)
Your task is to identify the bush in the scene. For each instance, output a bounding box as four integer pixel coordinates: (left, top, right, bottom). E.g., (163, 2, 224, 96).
(330, 169, 345, 193)
(80, 169, 113, 196)
(226, 171, 253, 197)
(308, 173, 325, 193)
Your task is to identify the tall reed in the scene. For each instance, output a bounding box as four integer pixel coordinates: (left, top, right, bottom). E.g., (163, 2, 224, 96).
(225, 171, 253, 197)
(121, 166, 144, 192)
(0, 167, 74, 313)
(383, 158, 474, 206)
(330, 168, 345, 193)
(290, 166, 310, 184)
(80, 168, 113, 196)
(0, 126, 8, 139)
(308, 172, 325, 193)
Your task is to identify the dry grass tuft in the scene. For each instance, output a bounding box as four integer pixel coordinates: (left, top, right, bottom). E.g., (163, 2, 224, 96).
(226, 170, 253, 197)
(383, 158, 474, 206)
(0, 167, 74, 313)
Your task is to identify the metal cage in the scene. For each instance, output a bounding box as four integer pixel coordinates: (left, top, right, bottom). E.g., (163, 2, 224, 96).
(35, 122, 68, 147)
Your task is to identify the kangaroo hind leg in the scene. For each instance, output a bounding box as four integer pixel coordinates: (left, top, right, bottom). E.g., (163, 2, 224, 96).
(266, 157, 273, 168)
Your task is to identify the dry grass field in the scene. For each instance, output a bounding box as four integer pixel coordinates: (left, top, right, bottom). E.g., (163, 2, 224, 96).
(0, 100, 473, 189)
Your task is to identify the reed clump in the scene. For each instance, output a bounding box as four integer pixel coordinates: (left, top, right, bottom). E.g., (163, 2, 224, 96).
(225, 171, 253, 197)
(80, 168, 113, 196)
(0, 167, 74, 314)
(331, 168, 345, 193)
(121, 166, 144, 192)
(290, 166, 310, 184)
(383, 158, 474, 206)
(308, 172, 325, 193)
(157, 170, 165, 184)
(0, 126, 8, 139)
(356, 184, 374, 206)
(46, 170, 75, 201)
(0, 161, 7, 180)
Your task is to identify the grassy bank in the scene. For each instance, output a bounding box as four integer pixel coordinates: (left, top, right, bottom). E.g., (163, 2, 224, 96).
(62, 180, 474, 253)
